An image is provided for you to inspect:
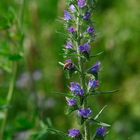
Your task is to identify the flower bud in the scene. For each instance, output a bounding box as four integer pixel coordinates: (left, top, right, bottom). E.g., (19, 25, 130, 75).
(78, 108, 92, 118)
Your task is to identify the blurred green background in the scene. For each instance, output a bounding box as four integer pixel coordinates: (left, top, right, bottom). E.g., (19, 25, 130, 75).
(0, 0, 140, 140)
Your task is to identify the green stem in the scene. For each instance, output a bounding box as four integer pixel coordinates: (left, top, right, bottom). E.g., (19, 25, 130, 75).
(76, 9, 90, 140)
(0, 62, 17, 140)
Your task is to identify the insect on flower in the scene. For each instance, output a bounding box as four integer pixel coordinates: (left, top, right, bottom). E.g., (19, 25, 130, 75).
(64, 59, 75, 70)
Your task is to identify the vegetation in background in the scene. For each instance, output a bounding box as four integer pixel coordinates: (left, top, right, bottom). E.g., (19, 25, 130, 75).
(0, 0, 140, 140)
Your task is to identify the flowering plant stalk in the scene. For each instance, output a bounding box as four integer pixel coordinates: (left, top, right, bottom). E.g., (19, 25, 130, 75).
(58, 0, 118, 140)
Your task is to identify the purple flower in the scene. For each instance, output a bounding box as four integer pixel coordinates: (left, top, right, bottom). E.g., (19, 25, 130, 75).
(69, 4, 76, 13)
(78, 108, 92, 118)
(83, 12, 91, 20)
(65, 42, 73, 50)
(88, 62, 101, 75)
(66, 98, 77, 107)
(87, 26, 95, 34)
(78, 0, 86, 8)
(70, 82, 84, 96)
(88, 79, 99, 90)
(68, 129, 81, 138)
(64, 59, 75, 71)
(96, 127, 107, 137)
(68, 27, 76, 33)
(64, 10, 72, 21)
(79, 43, 91, 55)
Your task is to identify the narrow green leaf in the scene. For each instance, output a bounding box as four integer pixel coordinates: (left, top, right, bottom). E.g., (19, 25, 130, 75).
(94, 105, 108, 120)
(90, 119, 111, 127)
(97, 122, 111, 127)
(46, 118, 53, 128)
(90, 51, 104, 58)
(46, 128, 69, 139)
(95, 89, 119, 95)
(88, 89, 119, 96)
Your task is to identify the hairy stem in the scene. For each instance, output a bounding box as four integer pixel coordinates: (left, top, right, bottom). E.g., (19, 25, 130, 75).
(76, 9, 90, 140)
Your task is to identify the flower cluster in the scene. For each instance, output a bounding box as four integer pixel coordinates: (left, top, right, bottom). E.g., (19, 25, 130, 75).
(61, 0, 110, 139)
(70, 82, 84, 96)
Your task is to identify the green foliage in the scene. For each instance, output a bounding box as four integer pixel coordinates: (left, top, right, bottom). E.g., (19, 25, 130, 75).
(0, 0, 140, 140)
(31, 119, 69, 140)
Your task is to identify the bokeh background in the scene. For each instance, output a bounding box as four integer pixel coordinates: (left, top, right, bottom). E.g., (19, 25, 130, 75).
(0, 0, 140, 140)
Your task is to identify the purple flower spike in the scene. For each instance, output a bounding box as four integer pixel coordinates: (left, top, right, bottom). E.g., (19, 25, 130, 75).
(79, 43, 91, 55)
(68, 27, 76, 33)
(88, 79, 99, 89)
(65, 42, 73, 50)
(87, 26, 95, 34)
(88, 62, 101, 75)
(78, 0, 86, 8)
(83, 12, 91, 20)
(69, 4, 76, 13)
(64, 59, 75, 71)
(66, 98, 77, 107)
(64, 10, 72, 21)
(78, 108, 92, 118)
(96, 127, 107, 137)
(70, 82, 84, 96)
(68, 129, 81, 138)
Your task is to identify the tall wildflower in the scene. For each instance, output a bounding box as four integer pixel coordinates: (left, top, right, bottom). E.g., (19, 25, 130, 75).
(59, 0, 118, 139)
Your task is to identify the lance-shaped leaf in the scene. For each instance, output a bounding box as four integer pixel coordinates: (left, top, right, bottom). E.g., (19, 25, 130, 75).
(46, 128, 69, 139)
(94, 105, 108, 120)
(94, 89, 119, 95)
(46, 118, 53, 128)
(90, 119, 111, 127)
(97, 122, 111, 127)
(89, 89, 119, 96)
(33, 120, 70, 140)
(90, 51, 104, 58)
